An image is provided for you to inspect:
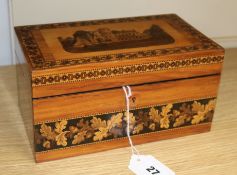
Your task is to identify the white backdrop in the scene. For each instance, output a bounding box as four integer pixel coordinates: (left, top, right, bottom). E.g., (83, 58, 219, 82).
(12, 0, 237, 38)
(0, 0, 12, 65)
(1, 0, 237, 65)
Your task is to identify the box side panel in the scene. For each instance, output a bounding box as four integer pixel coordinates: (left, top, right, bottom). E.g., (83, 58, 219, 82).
(33, 75, 220, 162)
(15, 34, 34, 155)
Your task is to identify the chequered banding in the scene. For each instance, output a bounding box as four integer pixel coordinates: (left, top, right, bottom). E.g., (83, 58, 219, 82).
(15, 14, 222, 70)
(32, 55, 224, 86)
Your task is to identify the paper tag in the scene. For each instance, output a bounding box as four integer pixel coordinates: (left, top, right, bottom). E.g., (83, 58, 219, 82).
(129, 155, 175, 175)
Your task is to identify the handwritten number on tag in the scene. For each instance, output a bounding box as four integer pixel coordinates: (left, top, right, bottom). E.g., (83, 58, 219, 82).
(146, 166, 160, 174)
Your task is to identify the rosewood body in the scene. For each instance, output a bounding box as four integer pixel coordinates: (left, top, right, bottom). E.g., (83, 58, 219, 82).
(15, 14, 224, 162)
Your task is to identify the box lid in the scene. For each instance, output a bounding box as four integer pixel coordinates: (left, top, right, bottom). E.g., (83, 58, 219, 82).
(15, 14, 224, 98)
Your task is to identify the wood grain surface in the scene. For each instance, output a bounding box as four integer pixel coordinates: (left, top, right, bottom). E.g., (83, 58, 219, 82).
(32, 63, 223, 98)
(33, 75, 219, 123)
(0, 48, 237, 174)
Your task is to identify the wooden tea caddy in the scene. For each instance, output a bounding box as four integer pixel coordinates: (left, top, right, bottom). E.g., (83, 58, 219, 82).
(15, 14, 224, 162)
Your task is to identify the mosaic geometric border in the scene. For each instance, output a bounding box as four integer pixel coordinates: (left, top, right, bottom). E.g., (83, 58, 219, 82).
(15, 14, 222, 70)
(32, 55, 223, 86)
(34, 98, 216, 152)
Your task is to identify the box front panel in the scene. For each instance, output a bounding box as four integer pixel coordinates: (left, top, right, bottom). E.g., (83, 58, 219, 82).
(33, 75, 220, 162)
(32, 55, 223, 98)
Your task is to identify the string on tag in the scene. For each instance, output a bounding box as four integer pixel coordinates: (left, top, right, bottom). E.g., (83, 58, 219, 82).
(122, 86, 140, 156)
(124, 86, 176, 175)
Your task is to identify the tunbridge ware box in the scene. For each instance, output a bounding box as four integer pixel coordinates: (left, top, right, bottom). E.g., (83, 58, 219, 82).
(15, 14, 224, 162)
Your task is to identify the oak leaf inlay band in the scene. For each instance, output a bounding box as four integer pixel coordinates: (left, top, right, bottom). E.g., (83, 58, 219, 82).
(34, 98, 216, 152)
